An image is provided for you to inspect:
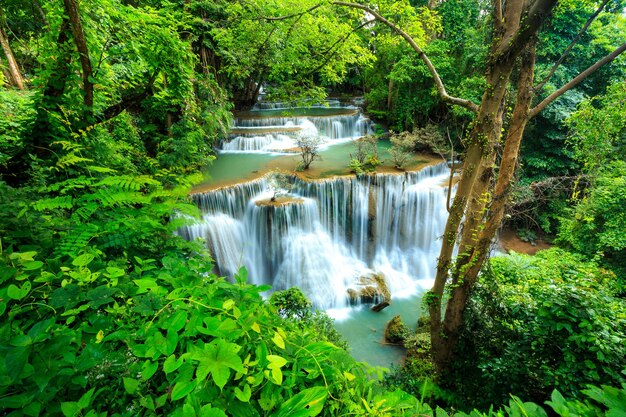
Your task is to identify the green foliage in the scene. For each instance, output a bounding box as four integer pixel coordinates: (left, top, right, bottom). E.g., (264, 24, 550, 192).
(559, 161, 626, 286)
(566, 81, 626, 176)
(0, 90, 36, 168)
(349, 135, 380, 173)
(448, 249, 626, 410)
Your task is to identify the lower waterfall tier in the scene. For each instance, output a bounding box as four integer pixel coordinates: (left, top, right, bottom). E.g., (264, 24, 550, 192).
(180, 163, 452, 310)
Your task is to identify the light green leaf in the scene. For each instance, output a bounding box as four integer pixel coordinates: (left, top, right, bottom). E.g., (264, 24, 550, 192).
(234, 384, 252, 402)
(7, 282, 31, 300)
(222, 299, 235, 310)
(194, 339, 244, 390)
(72, 253, 94, 267)
(200, 406, 228, 417)
(164, 354, 184, 374)
(272, 332, 285, 349)
(142, 360, 159, 381)
(123, 377, 140, 394)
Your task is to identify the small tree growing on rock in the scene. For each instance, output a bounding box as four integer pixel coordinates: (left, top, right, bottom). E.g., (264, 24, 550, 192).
(295, 134, 323, 170)
(266, 170, 293, 202)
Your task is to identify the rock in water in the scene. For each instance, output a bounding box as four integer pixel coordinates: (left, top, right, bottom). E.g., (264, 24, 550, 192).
(346, 272, 391, 309)
(384, 315, 408, 344)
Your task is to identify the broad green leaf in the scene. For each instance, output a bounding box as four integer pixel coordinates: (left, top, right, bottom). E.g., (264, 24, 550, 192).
(222, 299, 235, 310)
(272, 386, 328, 417)
(234, 384, 252, 402)
(22, 261, 43, 271)
(61, 402, 81, 417)
(78, 388, 96, 409)
(142, 360, 159, 380)
(200, 406, 228, 417)
(171, 379, 197, 401)
(7, 282, 31, 300)
(164, 354, 184, 374)
(194, 339, 244, 390)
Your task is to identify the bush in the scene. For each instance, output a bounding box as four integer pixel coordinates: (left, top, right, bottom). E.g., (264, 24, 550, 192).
(447, 249, 626, 409)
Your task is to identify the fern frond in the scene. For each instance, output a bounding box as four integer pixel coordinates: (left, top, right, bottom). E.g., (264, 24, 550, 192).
(33, 196, 74, 211)
(90, 189, 148, 207)
(54, 152, 93, 170)
(47, 176, 95, 193)
(55, 223, 99, 258)
(95, 175, 160, 192)
(72, 202, 100, 221)
(87, 165, 117, 174)
(51, 141, 84, 151)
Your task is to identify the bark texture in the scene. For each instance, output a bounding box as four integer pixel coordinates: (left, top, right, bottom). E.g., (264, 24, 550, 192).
(0, 23, 24, 89)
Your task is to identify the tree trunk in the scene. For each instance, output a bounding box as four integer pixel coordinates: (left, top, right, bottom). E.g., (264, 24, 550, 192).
(387, 77, 394, 109)
(0, 23, 24, 89)
(63, 0, 94, 110)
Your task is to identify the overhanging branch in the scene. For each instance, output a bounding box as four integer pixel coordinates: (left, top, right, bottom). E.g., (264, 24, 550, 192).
(332, 1, 479, 113)
(529, 42, 626, 118)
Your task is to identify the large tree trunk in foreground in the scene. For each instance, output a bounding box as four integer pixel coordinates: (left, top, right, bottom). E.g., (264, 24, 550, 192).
(0, 23, 24, 90)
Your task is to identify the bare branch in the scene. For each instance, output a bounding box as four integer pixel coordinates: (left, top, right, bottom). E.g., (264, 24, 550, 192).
(333, 1, 479, 113)
(529, 42, 626, 118)
(534, 0, 611, 92)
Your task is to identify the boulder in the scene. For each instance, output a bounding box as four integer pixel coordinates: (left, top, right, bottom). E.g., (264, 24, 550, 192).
(384, 315, 408, 344)
(345, 272, 391, 310)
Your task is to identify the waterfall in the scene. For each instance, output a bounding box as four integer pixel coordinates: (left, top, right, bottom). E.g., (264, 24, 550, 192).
(221, 106, 374, 153)
(182, 163, 453, 310)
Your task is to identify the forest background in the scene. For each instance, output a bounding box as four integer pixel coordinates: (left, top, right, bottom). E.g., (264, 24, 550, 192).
(0, 0, 625, 416)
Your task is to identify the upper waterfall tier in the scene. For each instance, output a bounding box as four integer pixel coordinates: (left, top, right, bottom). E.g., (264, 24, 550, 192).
(181, 163, 453, 310)
(221, 106, 374, 153)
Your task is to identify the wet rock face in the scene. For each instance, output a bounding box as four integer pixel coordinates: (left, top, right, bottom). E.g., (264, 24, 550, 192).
(384, 315, 408, 344)
(346, 272, 391, 310)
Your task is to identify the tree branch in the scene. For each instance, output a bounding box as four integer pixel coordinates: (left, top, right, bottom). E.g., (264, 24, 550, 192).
(259, 4, 322, 21)
(534, 0, 611, 93)
(494, 0, 503, 28)
(529, 42, 626, 118)
(332, 1, 479, 113)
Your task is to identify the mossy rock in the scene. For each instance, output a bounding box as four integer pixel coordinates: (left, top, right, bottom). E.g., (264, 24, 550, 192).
(384, 315, 409, 344)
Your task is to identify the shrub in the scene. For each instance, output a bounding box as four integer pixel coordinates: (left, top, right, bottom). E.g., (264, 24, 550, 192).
(447, 249, 626, 409)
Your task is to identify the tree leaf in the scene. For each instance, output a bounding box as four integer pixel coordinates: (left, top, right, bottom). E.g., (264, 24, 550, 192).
(171, 379, 197, 401)
(72, 253, 94, 267)
(272, 386, 328, 417)
(193, 339, 244, 390)
(123, 377, 140, 394)
(272, 332, 285, 349)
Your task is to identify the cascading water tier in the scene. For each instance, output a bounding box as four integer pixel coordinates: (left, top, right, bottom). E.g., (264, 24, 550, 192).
(221, 104, 375, 153)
